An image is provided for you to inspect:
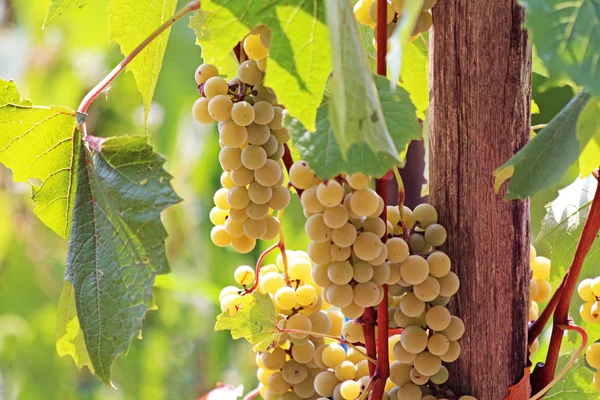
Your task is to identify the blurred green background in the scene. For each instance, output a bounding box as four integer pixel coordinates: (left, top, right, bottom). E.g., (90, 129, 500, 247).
(0, 0, 576, 399)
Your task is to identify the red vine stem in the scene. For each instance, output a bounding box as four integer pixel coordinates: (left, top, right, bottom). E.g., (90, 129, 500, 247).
(388, 328, 403, 337)
(361, 308, 378, 376)
(532, 171, 600, 395)
(243, 242, 279, 295)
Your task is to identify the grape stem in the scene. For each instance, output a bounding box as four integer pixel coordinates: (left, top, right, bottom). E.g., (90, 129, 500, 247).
(531, 124, 547, 130)
(387, 327, 403, 337)
(280, 329, 377, 364)
(530, 324, 587, 400)
(282, 144, 304, 197)
(242, 388, 260, 400)
(243, 242, 279, 295)
(530, 170, 600, 396)
(393, 167, 411, 244)
(77, 0, 201, 134)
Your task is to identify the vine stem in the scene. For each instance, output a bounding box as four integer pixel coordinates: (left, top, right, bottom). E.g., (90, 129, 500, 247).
(531, 124, 547, 130)
(388, 328, 403, 337)
(531, 171, 600, 395)
(281, 329, 376, 364)
(243, 243, 279, 295)
(530, 324, 587, 400)
(282, 144, 303, 197)
(77, 0, 201, 119)
(242, 388, 260, 400)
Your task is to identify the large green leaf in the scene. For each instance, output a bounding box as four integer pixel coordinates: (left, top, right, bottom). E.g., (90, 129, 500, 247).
(0, 79, 80, 238)
(288, 75, 420, 179)
(325, 0, 397, 159)
(189, 0, 331, 132)
(400, 40, 429, 119)
(578, 99, 600, 177)
(108, 0, 178, 123)
(494, 91, 592, 199)
(215, 292, 282, 352)
(43, 0, 90, 27)
(387, 0, 425, 86)
(66, 136, 180, 385)
(521, 0, 600, 97)
(545, 356, 597, 398)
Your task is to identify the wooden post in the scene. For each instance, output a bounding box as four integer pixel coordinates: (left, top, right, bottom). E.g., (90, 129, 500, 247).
(429, 1, 531, 398)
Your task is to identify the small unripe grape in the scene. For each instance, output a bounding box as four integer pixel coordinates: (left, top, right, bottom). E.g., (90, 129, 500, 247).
(194, 63, 219, 84)
(408, 232, 427, 254)
(203, 76, 229, 98)
(192, 97, 213, 124)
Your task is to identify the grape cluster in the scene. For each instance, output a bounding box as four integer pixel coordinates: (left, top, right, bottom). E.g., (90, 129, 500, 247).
(353, 0, 438, 47)
(585, 342, 600, 391)
(528, 246, 552, 355)
(577, 274, 600, 325)
(192, 34, 291, 253)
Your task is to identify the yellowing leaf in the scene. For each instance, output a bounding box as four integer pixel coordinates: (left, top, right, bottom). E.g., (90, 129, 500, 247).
(215, 292, 282, 352)
(43, 0, 90, 27)
(0, 79, 80, 238)
(387, 0, 425, 86)
(108, 0, 178, 123)
(189, 0, 331, 132)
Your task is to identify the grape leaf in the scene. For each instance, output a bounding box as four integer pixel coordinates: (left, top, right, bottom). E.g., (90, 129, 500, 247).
(545, 356, 597, 398)
(189, 0, 331, 132)
(494, 91, 593, 199)
(43, 0, 90, 27)
(578, 98, 600, 177)
(56, 281, 94, 373)
(400, 40, 429, 119)
(215, 292, 282, 352)
(521, 0, 600, 98)
(108, 0, 177, 123)
(0, 79, 80, 238)
(324, 0, 398, 159)
(66, 135, 180, 385)
(288, 75, 420, 179)
(387, 0, 425, 86)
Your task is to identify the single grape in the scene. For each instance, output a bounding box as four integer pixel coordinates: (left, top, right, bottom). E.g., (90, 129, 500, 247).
(255, 159, 283, 186)
(228, 207, 248, 222)
(340, 380, 361, 400)
(410, 367, 429, 385)
(231, 235, 255, 253)
(203, 76, 229, 98)
(326, 284, 354, 308)
(261, 346, 287, 370)
(353, 261, 374, 283)
(371, 261, 391, 285)
(386, 237, 410, 263)
(413, 203, 438, 228)
(390, 0, 405, 13)
(393, 340, 417, 364)
(239, 60, 265, 85)
(327, 261, 354, 285)
(301, 186, 326, 214)
(241, 145, 267, 170)
(531, 256, 551, 280)
(195, 63, 219, 85)
(322, 344, 346, 368)
(424, 223, 447, 246)
(231, 101, 255, 126)
(192, 97, 213, 124)
(262, 214, 280, 241)
(268, 186, 290, 210)
(290, 161, 319, 189)
(253, 101, 275, 125)
(414, 275, 441, 302)
(349, 188, 379, 217)
(426, 306, 451, 331)
(273, 127, 290, 144)
(353, 232, 382, 261)
(354, 281, 380, 308)
(400, 255, 430, 285)
(442, 316, 465, 341)
(246, 201, 269, 220)
(427, 251, 451, 278)
(244, 34, 270, 61)
(287, 313, 312, 338)
(225, 217, 244, 238)
(306, 214, 333, 243)
(586, 343, 600, 369)
(219, 146, 243, 171)
(209, 207, 228, 225)
(248, 181, 272, 205)
(368, 0, 394, 24)
(428, 333, 450, 355)
(408, 232, 427, 254)
(246, 123, 271, 145)
(243, 218, 267, 239)
(317, 180, 344, 207)
(314, 371, 340, 397)
(533, 279, 552, 303)
(262, 134, 279, 156)
(282, 359, 308, 384)
(208, 94, 233, 121)
(429, 365, 449, 385)
(227, 186, 250, 209)
(268, 371, 292, 395)
(389, 361, 412, 386)
(353, 0, 375, 26)
(578, 278, 596, 302)
(400, 292, 426, 317)
(440, 340, 461, 362)
(438, 271, 460, 296)
(234, 265, 255, 286)
(400, 325, 428, 354)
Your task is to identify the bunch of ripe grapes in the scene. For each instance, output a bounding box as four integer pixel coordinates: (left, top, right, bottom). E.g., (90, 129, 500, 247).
(528, 246, 552, 355)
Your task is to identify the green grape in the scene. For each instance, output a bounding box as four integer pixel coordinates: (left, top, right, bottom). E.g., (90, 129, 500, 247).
(400, 292, 425, 317)
(326, 284, 354, 308)
(253, 101, 275, 125)
(355, 360, 370, 379)
(430, 365, 449, 385)
(244, 34, 269, 61)
(231, 235, 256, 253)
(413, 276, 441, 302)
(288, 257, 312, 281)
(389, 361, 412, 386)
(194, 63, 219, 85)
(354, 281, 380, 308)
(230, 166, 254, 186)
(213, 188, 230, 210)
(387, 263, 402, 285)
(203, 76, 228, 98)
(397, 383, 422, 400)
(231, 101, 255, 126)
(353, 261, 374, 283)
(239, 60, 265, 85)
(241, 144, 267, 170)
(209, 207, 228, 225)
(248, 181, 272, 205)
(353, 0, 375, 26)
(413, 203, 438, 228)
(438, 271, 460, 296)
(306, 214, 333, 243)
(428, 333, 450, 356)
(261, 346, 287, 370)
(246, 201, 269, 220)
(246, 123, 270, 145)
(442, 316, 465, 341)
(225, 218, 245, 238)
(261, 134, 279, 156)
(586, 343, 600, 369)
(273, 127, 290, 143)
(578, 278, 596, 302)
(349, 188, 379, 217)
(255, 159, 283, 187)
(393, 340, 417, 364)
(257, 57, 268, 72)
(309, 311, 332, 336)
(220, 293, 240, 312)
(308, 241, 332, 264)
(218, 146, 243, 171)
(312, 263, 333, 288)
(301, 186, 326, 214)
(290, 161, 319, 189)
(533, 279, 552, 303)
(327, 261, 353, 285)
(424, 223, 447, 246)
(329, 244, 350, 262)
(322, 344, 346, 368)
(408, 232, 427, 254)
(282, 359, 308, 384)
(362, 217, 386, 238)
(414, 351, 441, 376)
(400, 325, 428, 354)
(580, 302, 595, 323)
(400, 255, 430, 285)
(228, 207, 248, 222)
(243, 218, 267, 239)
(341, 302, 365, 320)
(342, 320, 365, 344)
(287, 313, 312, 339)
(393, 308, 416, 328)
(293, 377, 315, 398)
(269, 186, 290, 210)
(192, 97, 213, 124)
(207, 94, 233, 121)
(371, 262, 391, 285)
(317, 180, 344, 207)
(314, 371, 340, 397)
(431, 295, 451, 307)
(227, 186, 250, 209)
(410, 367, 429, 385)
(261, 271, 285, 294)
(254, 83, 277, 104)
(427, 251, 451, 278)
(353, 232, 382, 261)
(340, 380, 361, 400)
(219, 286, 239, 302)
(234, 265, 255, 286)
(426, 306, 451, 331)
(267, 144, 282, 160)
(268, 371, 292, 395)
